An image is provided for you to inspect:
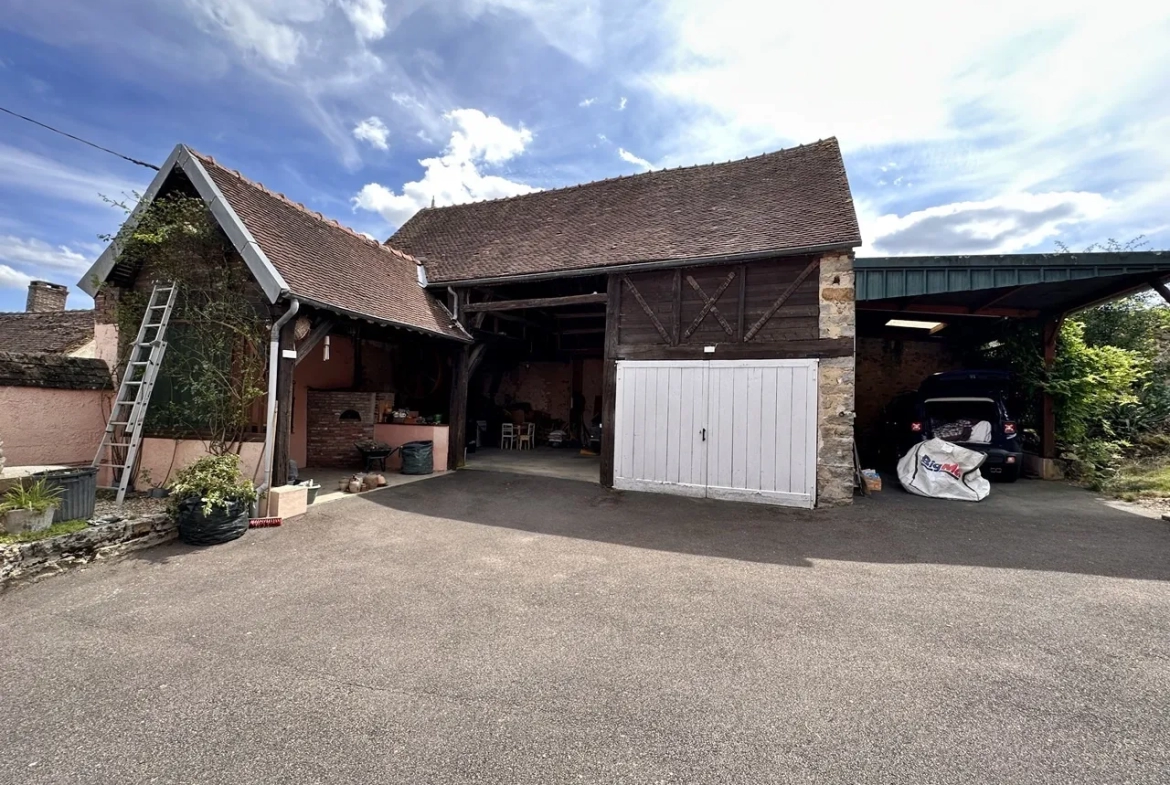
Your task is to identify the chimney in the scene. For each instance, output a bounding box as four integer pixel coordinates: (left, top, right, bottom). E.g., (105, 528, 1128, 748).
(26, 280, 69, 313)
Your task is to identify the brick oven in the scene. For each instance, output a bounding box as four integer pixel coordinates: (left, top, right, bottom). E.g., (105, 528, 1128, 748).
(305, 390, 376, 468)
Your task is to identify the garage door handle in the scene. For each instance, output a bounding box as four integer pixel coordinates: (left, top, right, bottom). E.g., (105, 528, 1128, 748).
(701, 428, 707, 441)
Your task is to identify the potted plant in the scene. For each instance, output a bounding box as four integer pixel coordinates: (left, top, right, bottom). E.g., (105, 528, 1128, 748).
(167, 454, 258, 546)
(1, 478, 64, 535)
(139, 469, 170, 498)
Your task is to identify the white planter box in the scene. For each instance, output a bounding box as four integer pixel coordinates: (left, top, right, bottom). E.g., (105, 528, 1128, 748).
(2, 507, 55, 534)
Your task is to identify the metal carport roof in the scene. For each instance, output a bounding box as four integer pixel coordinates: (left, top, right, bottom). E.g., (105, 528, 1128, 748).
(856, 251, 1170, 318)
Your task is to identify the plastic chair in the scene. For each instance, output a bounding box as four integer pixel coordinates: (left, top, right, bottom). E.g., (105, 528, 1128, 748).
(500, 422, 516, 449)
(518, 422, 535, 450)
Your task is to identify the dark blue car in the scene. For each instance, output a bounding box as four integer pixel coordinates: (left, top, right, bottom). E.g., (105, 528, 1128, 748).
(882, 370, 1023, 481)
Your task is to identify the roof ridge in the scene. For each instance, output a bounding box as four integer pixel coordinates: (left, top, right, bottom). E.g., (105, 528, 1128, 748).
(414, 137, 841, 213)
(188, 148, 423, 267)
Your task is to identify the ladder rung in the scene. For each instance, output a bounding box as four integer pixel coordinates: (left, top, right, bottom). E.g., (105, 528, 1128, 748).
(109, 421, 131, 426)
(102, 443, 132, 449)
(143, 323, 163, 328)
(149, 304, 168, 309)
(125, 380, 143, 385)
(97, 463, 129, 469)
(131, 361, 150, 366)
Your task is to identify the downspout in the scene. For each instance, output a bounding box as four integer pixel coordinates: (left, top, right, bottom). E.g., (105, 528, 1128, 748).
(260, 298, 300, 494)
(447, 286, 459, 321)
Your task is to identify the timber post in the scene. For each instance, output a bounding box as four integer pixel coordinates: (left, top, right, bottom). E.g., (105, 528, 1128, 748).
(600, 274, 620, 487)
(272, 318, 296, 486)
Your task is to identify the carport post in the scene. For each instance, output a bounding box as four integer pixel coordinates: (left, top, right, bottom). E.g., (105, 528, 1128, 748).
(1040, 318, 1063, 460)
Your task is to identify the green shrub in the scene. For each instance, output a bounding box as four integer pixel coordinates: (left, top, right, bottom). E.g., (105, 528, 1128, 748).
(1, 478, 64, 513)
(167, 454, 257, 515)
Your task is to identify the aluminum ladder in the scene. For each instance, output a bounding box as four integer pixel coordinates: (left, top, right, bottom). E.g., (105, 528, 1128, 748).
(93, 282, 178, 505)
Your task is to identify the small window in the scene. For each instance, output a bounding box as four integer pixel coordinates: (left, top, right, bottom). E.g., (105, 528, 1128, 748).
(339, 409, 361, 422)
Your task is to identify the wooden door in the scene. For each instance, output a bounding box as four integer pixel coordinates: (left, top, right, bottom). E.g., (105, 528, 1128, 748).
(614, 361, 708, 497)
(705, 360, 818, 507)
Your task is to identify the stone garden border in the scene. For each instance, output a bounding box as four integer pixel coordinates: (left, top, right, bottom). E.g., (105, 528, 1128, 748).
(1, 514, 176, 591)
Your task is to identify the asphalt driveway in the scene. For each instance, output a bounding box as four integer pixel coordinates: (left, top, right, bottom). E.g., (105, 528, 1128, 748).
(2, 473, 1168, 784)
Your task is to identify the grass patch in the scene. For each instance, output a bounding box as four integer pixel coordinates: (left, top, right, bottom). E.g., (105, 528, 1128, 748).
(0, 519, 90, 545)
(1101, 457, 1170, 501)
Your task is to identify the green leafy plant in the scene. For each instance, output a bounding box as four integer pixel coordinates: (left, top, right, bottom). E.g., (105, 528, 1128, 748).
(99, 192, 270, 456)
(167, 454, 258, 515)
(1, 479, 65, 513)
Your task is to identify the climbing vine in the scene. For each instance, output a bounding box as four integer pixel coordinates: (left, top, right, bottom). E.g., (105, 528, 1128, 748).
(98, 192, 270, 456)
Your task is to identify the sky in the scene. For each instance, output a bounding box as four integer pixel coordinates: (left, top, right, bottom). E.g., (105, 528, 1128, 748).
(0, 0, 1168, 312)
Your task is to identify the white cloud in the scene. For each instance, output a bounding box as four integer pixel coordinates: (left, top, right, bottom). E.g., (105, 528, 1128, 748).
(0, 143, 146, 207)
(863, 192, 1113, 256)
(644, 2, 1170, 158)
(0, 264, 33, 291)
(183, 0, 315, 68)
(337, 0, 387, 41)
(579, 97, 597, 107)
(617, 96, 627, 111)
(352, 116, 390, 150)
(445, 108, 533, 164)
(353, 109, 537, 228)
(0, 235, 90, 274)
(617, 148, 651, 171)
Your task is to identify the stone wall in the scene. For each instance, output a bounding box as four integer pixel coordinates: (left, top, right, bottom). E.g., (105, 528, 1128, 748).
(1, 514, 176, 590)
(817, 252, 856, 507)
(306, 390, 376, 467)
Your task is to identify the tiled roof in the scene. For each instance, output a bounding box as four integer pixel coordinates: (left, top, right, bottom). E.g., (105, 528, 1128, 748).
(0, 310, 94, 354)
(191, 152, 469, 341)
(390, 138, 862, 283)
(0, 352, 112, 390)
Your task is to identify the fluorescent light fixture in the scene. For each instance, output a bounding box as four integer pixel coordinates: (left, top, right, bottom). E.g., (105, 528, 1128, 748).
(886, 318, 946, 334)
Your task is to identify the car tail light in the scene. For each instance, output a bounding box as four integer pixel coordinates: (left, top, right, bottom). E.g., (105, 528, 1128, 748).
(1006, 455, 1017, 464)
(910, 421, 923, 433)
(1003, 422, 1017, 435)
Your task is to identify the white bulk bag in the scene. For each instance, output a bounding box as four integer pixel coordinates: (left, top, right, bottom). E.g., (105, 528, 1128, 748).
(897, 438, 990, 502)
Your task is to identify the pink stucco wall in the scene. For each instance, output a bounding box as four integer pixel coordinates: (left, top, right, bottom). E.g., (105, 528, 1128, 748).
(135, 438, 265, 491)
(0, 386, 110, 466)
(290, 333, 399, 469)
(291, 334, 356, 468)
(373, 424, 449, 470)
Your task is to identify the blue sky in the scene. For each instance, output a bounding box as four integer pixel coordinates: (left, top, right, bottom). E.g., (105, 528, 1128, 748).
(1, 0, 1168, 312)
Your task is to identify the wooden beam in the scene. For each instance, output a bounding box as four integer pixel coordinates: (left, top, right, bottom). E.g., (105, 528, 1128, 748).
(971, 286, 1025, 314)
(600, 275, 620, 488)
(1065, 275, 1170, 315)
(736, 263, 747, 340)
(622, 276, 672, 343)
(744, 257, 819, 341)
(553, 311, 607, 319)
(1041, 318, 1063, 460)
(671, 268, 682, 345)
(295, 318, 335, 365)
(614, 337, 853, 361)
(558, 327, 606, 336)
(683, 272, 736, 339)
(448, 344, 470, 470)
(1153, 280, 1170, 305)
(272, 320, 296, 486)
(857, 302, 1040, 318)
(467, 343, 488, 378)
(463, 293, 607, 312)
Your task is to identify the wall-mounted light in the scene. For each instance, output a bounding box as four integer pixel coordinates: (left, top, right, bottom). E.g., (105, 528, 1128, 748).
(885, 319, 946, 334)
(324, 335, 331, 361)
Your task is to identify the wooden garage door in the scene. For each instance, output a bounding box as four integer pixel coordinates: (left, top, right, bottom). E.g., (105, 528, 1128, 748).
(614, 360, 819, 507)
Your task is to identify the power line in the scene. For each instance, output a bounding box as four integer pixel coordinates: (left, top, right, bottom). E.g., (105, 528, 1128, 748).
(0, 106, 159, 171)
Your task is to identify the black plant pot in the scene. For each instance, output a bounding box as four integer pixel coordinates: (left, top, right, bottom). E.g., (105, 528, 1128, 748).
(176, 497, 249, 546)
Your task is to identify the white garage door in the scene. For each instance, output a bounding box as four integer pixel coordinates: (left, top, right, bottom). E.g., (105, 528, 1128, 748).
(613, 359, 819, 507)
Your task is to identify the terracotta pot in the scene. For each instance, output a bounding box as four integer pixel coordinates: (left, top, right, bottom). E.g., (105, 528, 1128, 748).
(348, 480, 362, 493)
